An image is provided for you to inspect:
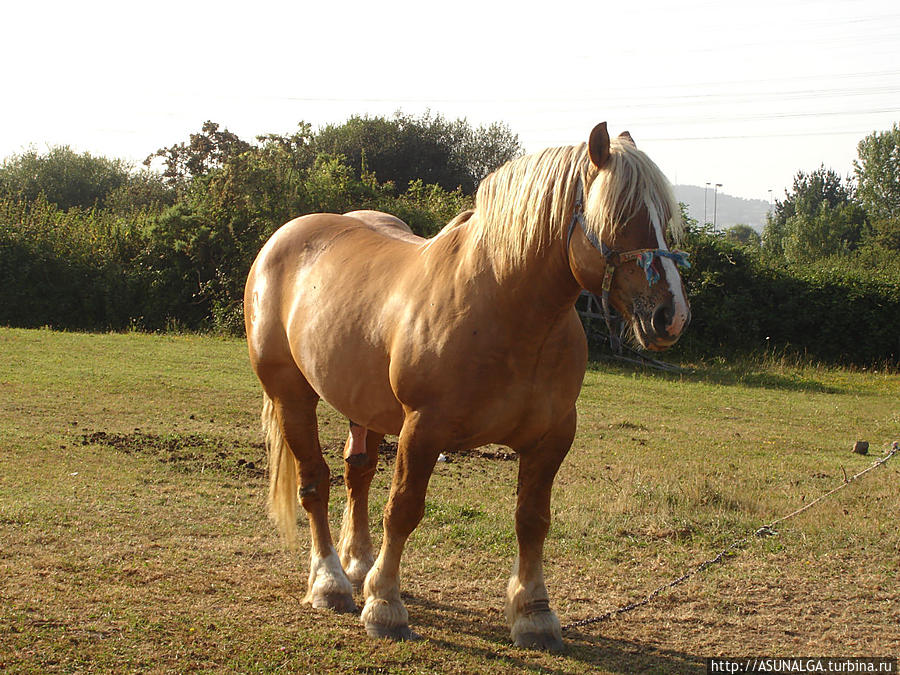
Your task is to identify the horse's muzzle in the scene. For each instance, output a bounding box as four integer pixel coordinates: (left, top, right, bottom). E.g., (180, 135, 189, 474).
(636, 300, 691, 351)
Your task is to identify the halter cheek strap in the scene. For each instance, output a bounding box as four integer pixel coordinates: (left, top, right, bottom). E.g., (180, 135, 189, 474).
(566, 183, 690, 353)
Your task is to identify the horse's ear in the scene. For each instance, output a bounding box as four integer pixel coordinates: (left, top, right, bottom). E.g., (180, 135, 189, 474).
(618, 130, 636, 147)
(589, 122, 611, 168)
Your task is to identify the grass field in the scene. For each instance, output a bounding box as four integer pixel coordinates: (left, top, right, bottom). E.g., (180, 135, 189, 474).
(1, 327, 897, 673)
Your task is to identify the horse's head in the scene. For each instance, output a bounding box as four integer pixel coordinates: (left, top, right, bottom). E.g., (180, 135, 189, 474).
(567, 123, 690, 352)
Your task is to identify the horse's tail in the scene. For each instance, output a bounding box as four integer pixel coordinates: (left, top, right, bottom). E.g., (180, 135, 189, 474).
(262, 392, 300, 549)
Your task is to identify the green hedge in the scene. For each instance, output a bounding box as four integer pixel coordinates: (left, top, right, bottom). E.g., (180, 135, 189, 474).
(3, 193, 898, 366)
(0, 199, 152, 330)
(0, 158, 472, 334)
(672, 230, 900, 366)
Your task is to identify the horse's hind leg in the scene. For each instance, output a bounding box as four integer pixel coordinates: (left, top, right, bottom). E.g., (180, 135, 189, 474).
(260, 365, 355, 613)
(338, 430, 383, 588)
(505, 409, 576, 652)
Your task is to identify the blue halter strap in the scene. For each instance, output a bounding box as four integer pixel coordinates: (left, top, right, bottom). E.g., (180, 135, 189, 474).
(634, 249, 691, 286)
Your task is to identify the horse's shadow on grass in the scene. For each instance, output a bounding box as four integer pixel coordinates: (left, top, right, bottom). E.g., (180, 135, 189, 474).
(589, 357, 845, 394)
(402, 593, 705, 674)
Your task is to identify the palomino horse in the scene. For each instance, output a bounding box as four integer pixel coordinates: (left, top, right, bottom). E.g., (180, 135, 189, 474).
(244, 123, 690, 650)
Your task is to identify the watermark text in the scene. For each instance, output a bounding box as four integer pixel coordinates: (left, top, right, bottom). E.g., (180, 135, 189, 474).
(707, 658, 896, 674)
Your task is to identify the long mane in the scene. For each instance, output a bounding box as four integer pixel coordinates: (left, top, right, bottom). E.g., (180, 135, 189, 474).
(464, 138, 682, 276)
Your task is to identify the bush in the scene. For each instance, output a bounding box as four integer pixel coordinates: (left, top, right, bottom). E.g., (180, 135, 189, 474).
(0, 147, 138, 211)
(671, 226, 900, 366)
(0, 149, 475, 335)
(3, 121, 896, 365)
(0, 198, 155, 330)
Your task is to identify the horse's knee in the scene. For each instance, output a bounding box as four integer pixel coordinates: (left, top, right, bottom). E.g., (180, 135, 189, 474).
(383, 494, 426, 539)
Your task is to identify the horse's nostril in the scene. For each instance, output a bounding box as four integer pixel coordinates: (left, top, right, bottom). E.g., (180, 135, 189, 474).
(652, 304, 672, 336)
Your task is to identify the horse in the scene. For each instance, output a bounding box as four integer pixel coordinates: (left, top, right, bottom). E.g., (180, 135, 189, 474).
(243, 122, 690, 651)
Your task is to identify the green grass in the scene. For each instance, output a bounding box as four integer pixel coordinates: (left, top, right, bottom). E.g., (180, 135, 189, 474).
(1, 327, 898, 673)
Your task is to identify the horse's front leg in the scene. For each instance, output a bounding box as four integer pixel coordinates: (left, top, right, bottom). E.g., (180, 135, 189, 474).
(506, 408, 576, 651)
(361, 412, 441, 640)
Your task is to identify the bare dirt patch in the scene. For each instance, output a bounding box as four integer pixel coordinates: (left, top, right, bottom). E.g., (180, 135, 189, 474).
(79, 430, 266, 478)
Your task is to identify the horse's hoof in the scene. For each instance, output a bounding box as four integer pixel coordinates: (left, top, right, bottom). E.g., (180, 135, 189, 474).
(310, 591, 358, 614)
(365, 622, 423, 641)
(513, 631, 565, 652)
(510, 610, 565, 652)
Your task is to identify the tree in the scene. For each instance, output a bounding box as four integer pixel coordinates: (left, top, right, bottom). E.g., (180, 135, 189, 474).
(762, 165, 864, 259)
(723, 224, 761, 247)
(103, 169, 176, 213)
(781, 200, 868, 261)
(854, 123, 900, 224)
(853, 123, 900, 252)
(312, 111, 521, 194)
(144, 121, 252, 190)
(446, 118, 523, 188)
(0, 146, 132, 210)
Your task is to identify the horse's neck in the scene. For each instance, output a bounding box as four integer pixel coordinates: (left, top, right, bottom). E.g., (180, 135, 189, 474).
(500, 240, 583, 322)
(426, 213, 582, 322)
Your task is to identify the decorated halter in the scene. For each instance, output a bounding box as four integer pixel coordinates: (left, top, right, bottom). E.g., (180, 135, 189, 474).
(566, 181, 690, 353)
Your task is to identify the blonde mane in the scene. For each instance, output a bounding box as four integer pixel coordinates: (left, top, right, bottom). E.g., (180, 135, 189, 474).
(467, 138, 683, 276)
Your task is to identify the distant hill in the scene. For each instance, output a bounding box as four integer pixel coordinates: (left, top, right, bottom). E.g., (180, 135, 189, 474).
(673, 185, 771, 233)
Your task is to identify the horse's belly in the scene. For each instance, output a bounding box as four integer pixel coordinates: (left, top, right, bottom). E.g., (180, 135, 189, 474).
(287, 289, 405, 436)
(311, 367, 404, 437)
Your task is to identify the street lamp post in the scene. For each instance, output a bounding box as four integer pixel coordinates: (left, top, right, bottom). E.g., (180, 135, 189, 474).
(704, 182, 710, 226)
(713, 183, 722, 229)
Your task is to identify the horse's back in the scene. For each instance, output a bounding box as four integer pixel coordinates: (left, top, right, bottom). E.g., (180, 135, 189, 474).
(343, 210, 424, 244)
(247, 212, 420, 305)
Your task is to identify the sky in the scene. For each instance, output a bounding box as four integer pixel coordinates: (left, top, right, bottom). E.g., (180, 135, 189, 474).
(2, 0, 898, 202)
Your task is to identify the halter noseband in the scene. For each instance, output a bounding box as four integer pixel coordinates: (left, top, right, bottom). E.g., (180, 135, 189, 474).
(566, 181, 690, 353)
